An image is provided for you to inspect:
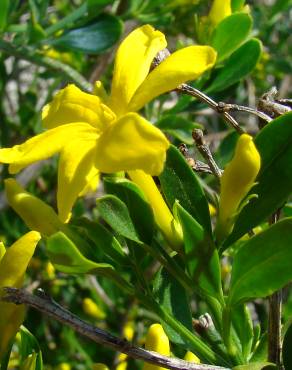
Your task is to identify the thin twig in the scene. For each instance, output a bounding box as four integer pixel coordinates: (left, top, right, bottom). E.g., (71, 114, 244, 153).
(177, 84, 244, 134)
(216, 102, 272, 123)
(1, 287, 230, 370)
(192, 129, 222, 178)
(0, 40, 92, 92)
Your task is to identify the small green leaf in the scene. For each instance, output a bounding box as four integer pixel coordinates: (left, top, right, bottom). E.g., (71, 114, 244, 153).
(250, 333, 268, 363)
(212, 13, 252, 62)
(228, 218, 292, 305)
(46, 231, 115, 276)
(48, 14, 123, 54)
(74, 218, 128, 266)
(224, 112, 292, 247)
(104, 177, 154, 244)
(156, 115, 202, 144)
(231, 0, 246, 11)
(233, 363, 276, 370)
(159, 145, 211, 234)
(283, 321, 292, 370)
(232, 304, 253, 360)
(153, 261, 193, 346)
(0, 0, 9, 31)
(96, 195, 141, 242)
(207, 39, 262, 93)
(175, 203, 222, 301)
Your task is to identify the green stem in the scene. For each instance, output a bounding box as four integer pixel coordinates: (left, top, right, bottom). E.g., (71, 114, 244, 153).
(0, 39, 92, 92)
(45, 3, 88, 36)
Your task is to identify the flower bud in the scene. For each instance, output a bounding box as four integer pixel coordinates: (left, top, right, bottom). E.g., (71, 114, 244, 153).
(82, 298, 106, 320)
(216, 134, 261, 241)
(143, 323, 170, 370)
(208, 0, 232, 26)
(184, 351, 200, 363)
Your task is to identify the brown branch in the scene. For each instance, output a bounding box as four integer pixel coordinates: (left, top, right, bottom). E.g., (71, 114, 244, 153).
(1, 287, 230, 370)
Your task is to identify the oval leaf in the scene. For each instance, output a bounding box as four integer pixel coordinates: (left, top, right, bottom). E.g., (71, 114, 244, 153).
(228, 218, 292, 305)
(49, 14, 123, 54)
(159, 145, 211, 235)
(206, 38, 262, 93)
(212, 13, 252, 62)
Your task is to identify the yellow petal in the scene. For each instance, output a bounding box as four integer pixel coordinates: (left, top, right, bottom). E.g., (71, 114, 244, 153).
(57, 137, 99, 222)
(42, 84, 115, 130)
(143, 323, 170, 370)
(129, 45, 217, 112)
(5, 178, 63, 236)
(208, 0, 232, 26)
(95, 113, 169, 175)
(0, 242, 5, 262)
(109, 25, 167, 116)
(0, 231, 41, 289)
(0, 122, 97, 174)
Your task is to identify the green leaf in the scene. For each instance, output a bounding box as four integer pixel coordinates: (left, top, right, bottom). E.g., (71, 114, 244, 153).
(206, 39, 262, 93)
(231, 304, 253, 360)
(0, 0, 9, 31)
(153, 261, 193, 346)
(156, 115, 202, 144)
(96, 195, 141, 242)
(250, 333, 268, 363)
(215, 131, 240, 168)
(283, 321, 292, 370)
(20, 327, 43, 370)
(159, 145, 211, 234)
(212, 13, 252, 62)
(104, 177, 154, 244)
(175, 203, 222, 301)
(46, 231, 115, 276)
(73, 218, 128, 266)
(48, 14, 123, 54)
(232, 363, 276, 370)
(228, 218, 292, 305)
(224, 112, 292, 247)
(231, 0, 246, 11)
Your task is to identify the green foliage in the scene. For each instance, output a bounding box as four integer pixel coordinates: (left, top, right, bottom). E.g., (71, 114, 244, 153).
(0, 1, 291, 369)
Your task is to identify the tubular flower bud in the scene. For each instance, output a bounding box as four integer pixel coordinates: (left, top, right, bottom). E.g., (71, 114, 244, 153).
(128, 170, 183, 250)
(5, 178, 64, 236)
(216, 134, 261, 241)
(143, 324, 170, 370)
(184, 351, 201, 363)
(82, 298, 106, 320)
(208, 0, 232, 26)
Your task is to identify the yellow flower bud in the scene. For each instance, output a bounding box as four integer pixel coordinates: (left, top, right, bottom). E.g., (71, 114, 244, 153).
(5, 178, 64, 236)
(184, 351, 200, 363)
(143, 323, 170, 370)
(208, 0, 232, 26)
(82, 298, 106, 320)
(208, 203, 217, 217)
(123, 320, 135, 341)
(216, 134, 261, 241)
(44, 261, 56, 280)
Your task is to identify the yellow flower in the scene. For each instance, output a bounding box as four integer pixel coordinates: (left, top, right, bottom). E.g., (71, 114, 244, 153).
(208, 0, 232, 26)
(216, 134, 261, 241)
(0, 25, 216, 223)
(143, 323, 170, 370)
(82, 297, 106, 320)
(0, 231, 41, 360)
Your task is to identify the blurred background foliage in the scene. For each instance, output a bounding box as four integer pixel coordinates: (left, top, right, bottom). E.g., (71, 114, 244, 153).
(0, 0, 291, 369)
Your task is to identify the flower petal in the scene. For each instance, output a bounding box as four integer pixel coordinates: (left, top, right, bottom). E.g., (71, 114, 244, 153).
(0, 122, 97, 174)
(129, 45, 217, 112)
(109, 25, 167, 116)
(0, 231, 41, 288)
(42, 84, 115, 130)
(57, 137, 99, 222)
(95, 113, 169, 175)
